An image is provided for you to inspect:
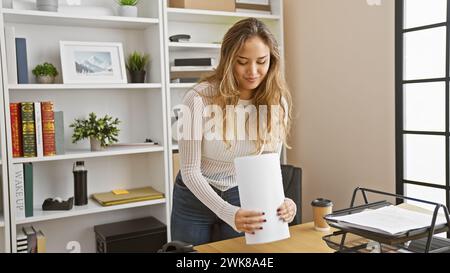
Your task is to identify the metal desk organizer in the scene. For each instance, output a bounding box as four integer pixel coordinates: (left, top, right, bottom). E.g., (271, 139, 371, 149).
(322, 188, 450, 253)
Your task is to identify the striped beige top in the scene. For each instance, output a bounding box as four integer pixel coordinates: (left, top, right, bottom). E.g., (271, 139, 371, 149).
(179, 81, 289, 231)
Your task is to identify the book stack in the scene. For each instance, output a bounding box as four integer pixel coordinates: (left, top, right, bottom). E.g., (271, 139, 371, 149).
(13, 163, 34, 219)
(170, 57, 216, 84)
(10, 102, 65, 158)
(16, 229, 28, 253)
(21, 226, 46, 253)
(235, 0, 272, 14)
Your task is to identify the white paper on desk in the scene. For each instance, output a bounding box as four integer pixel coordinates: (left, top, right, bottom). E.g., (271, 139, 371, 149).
(329, 205, 448, 235)
(234, 153, 290, 245)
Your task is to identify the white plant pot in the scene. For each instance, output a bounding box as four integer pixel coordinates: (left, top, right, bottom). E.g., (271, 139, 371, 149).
(36, 0, 59, 12)
(90, 137, 104, 152)
(118, 6, 138, 17)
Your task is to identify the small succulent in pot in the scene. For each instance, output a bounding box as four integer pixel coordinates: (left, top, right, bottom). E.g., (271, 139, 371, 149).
(116, 0, 140, 17)
(126, 51, 150, 83)
(32, 62, 59, 84)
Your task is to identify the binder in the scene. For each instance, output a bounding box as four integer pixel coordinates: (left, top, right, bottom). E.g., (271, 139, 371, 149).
(92, 187, 164, 206)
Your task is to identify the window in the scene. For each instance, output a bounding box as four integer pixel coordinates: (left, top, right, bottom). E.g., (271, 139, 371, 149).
(396, 0, 450, 216)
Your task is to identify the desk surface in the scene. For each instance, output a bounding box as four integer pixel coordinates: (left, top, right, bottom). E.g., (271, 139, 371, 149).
(195, 222, 335, 253)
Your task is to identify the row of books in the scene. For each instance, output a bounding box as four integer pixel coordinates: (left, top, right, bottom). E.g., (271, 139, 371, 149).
(10, 102, 65, 158)
(17, 226, 46, 253)
(236, 0, 272, 14)
(14, 163, 34, 219)
(170, 57, 216, 84)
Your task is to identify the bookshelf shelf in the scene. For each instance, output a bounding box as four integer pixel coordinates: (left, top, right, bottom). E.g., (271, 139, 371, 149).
(168, 42, 221, 51)
(16, 198, 166, 225)
(12, 145, 164, 164)
(1, 8, 159, 29)
(167, 7, 280, 24)
(8, 83, 163, 91)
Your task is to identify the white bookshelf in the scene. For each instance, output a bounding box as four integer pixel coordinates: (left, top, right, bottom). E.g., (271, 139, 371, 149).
(12, 145, 164, 164)
(8, 83, 163, 91)
(167, 7, 280, 24)
(16, 198, 166, 225)
(169, 83, 196, 89)
(168, 42, 221, 50)
(0, 0, 169, 253)
(1, 8, 159, 29)
(0, 0, 286, 253)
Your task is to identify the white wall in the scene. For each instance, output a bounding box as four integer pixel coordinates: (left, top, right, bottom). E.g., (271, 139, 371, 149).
(284, 0, 396, 221)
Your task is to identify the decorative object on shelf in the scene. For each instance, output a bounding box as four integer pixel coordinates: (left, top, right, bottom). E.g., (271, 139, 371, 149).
(168, 0, 235, 12)
(171, 107, 182, 142)
(32, 62, 58, 84)
(144, 138, 159, 145)
(73, 161, 88, 206)
(70, 112, 121, 151)
(126, 51, 150, 83)
(116, 0, 139, 17)
(60, 41, 127, 84)
(36, 0, 59, 12)
(235, 0, 272, 14)
(169, 34, 191, 42)
(42, 197, 74, 211)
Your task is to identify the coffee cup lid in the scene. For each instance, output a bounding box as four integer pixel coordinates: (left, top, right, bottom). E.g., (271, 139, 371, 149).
(311, 198, 333, 207)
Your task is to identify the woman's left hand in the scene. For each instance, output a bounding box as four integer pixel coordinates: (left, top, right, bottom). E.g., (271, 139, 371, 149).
(277, 198, 297, 223)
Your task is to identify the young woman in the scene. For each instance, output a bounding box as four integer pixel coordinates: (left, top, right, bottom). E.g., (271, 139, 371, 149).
(171, 18, 296, 246)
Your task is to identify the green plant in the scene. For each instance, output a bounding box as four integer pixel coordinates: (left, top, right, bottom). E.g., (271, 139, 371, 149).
(126, 51, 150, 72)
(116, 0, 139, 6)
(70, 113, 121, 147)
(32, 62, 58, 77)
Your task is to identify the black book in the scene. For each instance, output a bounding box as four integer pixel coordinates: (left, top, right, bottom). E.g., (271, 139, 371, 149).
(174, 58, 215, 67)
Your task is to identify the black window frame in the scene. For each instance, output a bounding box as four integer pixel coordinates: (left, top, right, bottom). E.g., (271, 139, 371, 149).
(396, 0, 450, 219)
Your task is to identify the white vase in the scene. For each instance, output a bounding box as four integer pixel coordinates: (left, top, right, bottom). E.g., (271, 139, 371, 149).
(36, 0, 59, 12)
(118, 6, 138, 17)
(90, 137, 104, 152)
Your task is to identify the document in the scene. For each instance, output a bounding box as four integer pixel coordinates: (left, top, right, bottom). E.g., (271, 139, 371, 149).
(328, 205, 448, 235)
(234, 153, 290, 245)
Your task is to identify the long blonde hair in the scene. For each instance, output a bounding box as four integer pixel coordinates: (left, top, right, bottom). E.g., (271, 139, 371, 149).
(203, 18, 292, 152)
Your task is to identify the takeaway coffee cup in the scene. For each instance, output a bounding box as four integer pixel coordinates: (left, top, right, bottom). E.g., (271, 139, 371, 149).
(311, 198, 333, 232)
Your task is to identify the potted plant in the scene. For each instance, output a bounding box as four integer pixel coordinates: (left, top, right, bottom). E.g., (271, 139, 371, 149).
(32, 62, 58, 84)
(116, 0, 139, 17)
(126, 51, 150, 83)
(70, 113, 121, 151)
(36, 0, 59, 12)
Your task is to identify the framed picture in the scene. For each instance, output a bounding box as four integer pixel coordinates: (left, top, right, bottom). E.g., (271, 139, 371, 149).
(60, 41, 127, 84)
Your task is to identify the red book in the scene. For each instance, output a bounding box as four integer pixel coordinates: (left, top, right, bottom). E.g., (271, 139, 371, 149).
(41, 102, 56, 156)
(10, 103, 23, 157)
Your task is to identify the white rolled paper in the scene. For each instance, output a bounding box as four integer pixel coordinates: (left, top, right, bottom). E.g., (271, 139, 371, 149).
(234, 153, 290, 245)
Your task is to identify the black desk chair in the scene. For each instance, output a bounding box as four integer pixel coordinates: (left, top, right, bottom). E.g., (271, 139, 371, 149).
(281, 165, 302, 226)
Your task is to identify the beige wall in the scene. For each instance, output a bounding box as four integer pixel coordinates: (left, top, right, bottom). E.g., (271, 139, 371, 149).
(284, 0, 396, 222)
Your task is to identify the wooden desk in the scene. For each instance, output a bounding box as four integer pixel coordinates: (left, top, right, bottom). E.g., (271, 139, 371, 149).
(195, 222, 335, 253)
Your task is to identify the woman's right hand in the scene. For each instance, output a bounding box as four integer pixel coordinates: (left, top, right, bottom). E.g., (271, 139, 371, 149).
(235, 209, 266, 234)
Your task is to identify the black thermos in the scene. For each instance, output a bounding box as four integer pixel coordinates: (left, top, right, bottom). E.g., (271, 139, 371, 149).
(73, 161, 88, 206)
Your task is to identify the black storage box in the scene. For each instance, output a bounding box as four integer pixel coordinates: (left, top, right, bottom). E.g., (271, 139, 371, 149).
(94, 217, 167, 253)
